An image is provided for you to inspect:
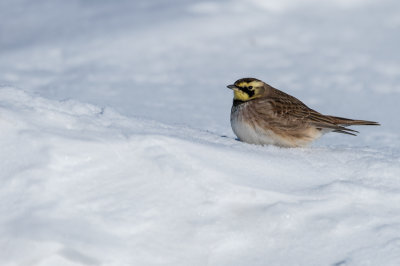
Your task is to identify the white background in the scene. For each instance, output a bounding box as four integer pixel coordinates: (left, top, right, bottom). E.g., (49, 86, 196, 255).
(1, 0, 400, 265)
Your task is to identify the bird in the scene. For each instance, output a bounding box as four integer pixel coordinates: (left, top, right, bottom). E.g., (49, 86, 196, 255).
(227, 77, 379, 147)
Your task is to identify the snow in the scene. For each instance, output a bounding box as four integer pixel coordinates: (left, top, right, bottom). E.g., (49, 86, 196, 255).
(1, 0, 400, 265)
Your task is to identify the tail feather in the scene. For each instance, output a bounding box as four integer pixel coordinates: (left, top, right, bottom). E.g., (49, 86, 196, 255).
(332, 129, 357, 136)
(314, 122, 359, 136)
(315, 115, 379, 136)
(326, 115, 380, 126)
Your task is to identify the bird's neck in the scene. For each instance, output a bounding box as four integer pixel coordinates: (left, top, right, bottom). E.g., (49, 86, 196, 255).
(233, 99, 246, 106)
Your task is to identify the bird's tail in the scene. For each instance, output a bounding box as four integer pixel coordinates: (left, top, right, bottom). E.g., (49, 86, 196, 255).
(327, 115, 380, 126)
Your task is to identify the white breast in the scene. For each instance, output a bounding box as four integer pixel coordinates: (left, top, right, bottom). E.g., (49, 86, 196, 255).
(230, 104, 280, 146)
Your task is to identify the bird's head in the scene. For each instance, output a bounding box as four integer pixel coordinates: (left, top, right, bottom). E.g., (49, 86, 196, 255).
(227, 78, 265, 101)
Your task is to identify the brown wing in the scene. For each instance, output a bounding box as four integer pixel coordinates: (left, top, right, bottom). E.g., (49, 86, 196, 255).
(252, 90, 359, 135)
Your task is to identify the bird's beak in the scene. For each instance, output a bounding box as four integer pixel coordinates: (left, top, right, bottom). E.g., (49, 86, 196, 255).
(227, 84, 237, 90)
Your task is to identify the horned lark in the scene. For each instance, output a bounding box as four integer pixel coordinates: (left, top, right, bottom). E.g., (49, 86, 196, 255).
(227, 78, 379, 147)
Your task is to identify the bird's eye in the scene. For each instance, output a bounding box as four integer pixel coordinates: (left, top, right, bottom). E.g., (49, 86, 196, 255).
(248, 86, 253, 90)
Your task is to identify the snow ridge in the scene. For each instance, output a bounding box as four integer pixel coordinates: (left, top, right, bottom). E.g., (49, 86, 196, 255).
(1, 87, 400, 265)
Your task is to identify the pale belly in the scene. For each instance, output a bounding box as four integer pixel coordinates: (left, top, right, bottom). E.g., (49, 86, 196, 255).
(231, 117, 277, 145)
(230, 105, 323, 147)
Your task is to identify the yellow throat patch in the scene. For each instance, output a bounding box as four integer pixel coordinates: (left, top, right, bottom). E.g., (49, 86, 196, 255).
(233, 89, 253, 101)
(233, 81, 264, 101)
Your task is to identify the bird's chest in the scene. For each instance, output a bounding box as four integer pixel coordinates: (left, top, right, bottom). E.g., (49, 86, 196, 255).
(230, 103, 278, 145)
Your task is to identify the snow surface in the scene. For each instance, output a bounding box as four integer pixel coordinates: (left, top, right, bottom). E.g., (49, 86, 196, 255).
(1, 0, 400, 265)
